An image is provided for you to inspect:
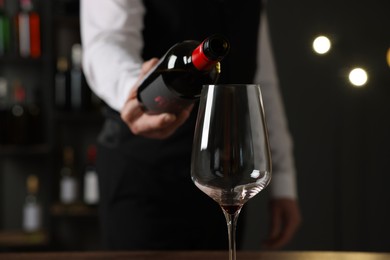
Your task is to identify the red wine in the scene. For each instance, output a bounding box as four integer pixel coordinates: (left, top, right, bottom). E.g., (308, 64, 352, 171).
(137, 34, 230, 114)
(221, 205, 243, 215)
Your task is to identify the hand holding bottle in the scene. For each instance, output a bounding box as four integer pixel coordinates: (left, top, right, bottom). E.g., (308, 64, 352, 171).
(121, 58, 193, 139)
(136, 34, 229, 114)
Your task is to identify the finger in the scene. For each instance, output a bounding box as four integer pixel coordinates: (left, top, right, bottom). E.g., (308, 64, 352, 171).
(122, 75, 173, 127)
(128, 58, 160, 100)
(142, 58, 159, 74)
(268, 204, 282, 241)
(131, 112, 177, 136)
(263, 199, 302, 250)
(139, 106, 193, 139)
(121, 95, 176, 134)
(170, 104, 194, 128)
(262, 201, 282, 249)
(124, 107, 189, 139)
(136, 113, 177, 138)
(121, 96, 144, 123)
(269, 216, 299, 250)
(121, 94, 193, 139)
(264, 221, 292, 250)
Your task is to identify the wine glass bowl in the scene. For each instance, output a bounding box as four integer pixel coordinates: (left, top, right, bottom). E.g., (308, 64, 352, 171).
(191, 84, 272, 260)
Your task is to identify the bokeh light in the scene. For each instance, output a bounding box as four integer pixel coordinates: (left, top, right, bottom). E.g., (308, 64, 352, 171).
(312, 36, 332, 55)
(348, 68, 368, 87)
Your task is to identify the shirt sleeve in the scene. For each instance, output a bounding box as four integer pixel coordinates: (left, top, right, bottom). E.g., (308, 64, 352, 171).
(255, 9, 298, 199)
(80, 0, 145, 111)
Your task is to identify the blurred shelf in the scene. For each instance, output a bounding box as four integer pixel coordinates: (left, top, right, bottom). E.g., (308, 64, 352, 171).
(0, 144, 51, 157)
(53, 15, 80, 28)
(0, 230, 49, 247)
(0, 55, 46, 67)
(1, 0, 100, 252)
(50, 202, 98, 217)
(52, 110, 104, 124)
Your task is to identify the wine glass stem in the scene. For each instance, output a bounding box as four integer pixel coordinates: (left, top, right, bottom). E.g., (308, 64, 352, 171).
(223, 208, 241, 260)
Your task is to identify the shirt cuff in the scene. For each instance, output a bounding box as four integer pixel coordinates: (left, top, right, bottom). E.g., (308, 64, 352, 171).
(269, 171, 298, 199)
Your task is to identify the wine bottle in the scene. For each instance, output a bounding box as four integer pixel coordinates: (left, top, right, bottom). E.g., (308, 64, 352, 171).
(22, 174, 42, 232)
(70, 44, 90, 110)
(0, 0, 11, 56)
(136, 34, 230, 114)
(17, 0, 31, 57)
(28, 0, 41, 58)
(54, 56, 70, 110)
(8, 80, 29, 144)
(59, 146, 78, 204)
(70, 44, 82, 110)
(0, 77, 9, 144)
(26, 85, 43, 144)
(83, 144, 99, 205)
(17, 0, 40, 58)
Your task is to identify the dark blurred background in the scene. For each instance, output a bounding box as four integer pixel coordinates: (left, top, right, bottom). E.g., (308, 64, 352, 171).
(244, 0, 390, 252)
(0, 0, 389, 253)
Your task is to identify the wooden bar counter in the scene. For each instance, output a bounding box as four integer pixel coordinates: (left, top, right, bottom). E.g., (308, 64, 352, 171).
(0, 251, 389, 260)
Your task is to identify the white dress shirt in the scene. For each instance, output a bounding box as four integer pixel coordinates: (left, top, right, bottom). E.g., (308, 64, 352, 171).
(80, 0, 297, 199)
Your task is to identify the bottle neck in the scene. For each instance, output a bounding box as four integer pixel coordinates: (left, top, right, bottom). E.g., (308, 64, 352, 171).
(191, 42, 217, 71)
(191, 35, 230, 71)
(13, 83, 26, 104)
(20, 0, 33, 12)
(0, 0, 5, 11)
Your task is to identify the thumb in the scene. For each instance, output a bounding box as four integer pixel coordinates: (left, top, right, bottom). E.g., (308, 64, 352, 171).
(141, 58, 159, 75)
(129, 58, 160, 99)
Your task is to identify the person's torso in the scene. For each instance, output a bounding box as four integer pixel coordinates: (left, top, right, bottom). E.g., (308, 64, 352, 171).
(101, 0, 263, 163)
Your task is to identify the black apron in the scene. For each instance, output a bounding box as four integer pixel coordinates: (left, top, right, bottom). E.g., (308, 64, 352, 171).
(97, 0, 262, 250)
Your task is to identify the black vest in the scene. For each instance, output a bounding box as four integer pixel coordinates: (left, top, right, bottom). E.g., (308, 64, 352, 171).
(102, 0, 263, 163)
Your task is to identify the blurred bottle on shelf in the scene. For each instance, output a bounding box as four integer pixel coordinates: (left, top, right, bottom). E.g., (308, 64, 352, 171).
(83, 144, 99, 205)
(54, 56, 70, 110)
(8, 80, 29, 144)
(2, 79, 43, 145)
(59, 146, 78, 204)
(22, 174, 42, 232)
(16, 0, 41, 58)
(70, 43, 87, 110)
(54, 44, 101, 113)
(0, 77, 9, 144)
(26, 84, 43, 144)
(0, 0, 11, 56)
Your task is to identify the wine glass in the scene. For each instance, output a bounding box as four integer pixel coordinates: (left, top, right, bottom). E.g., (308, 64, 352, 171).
(191, 84, 272, 260)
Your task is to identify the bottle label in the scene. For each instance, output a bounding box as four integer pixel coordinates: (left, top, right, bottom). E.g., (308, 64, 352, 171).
(29, 13, 41, 58)
(71, 69, 83, 109)
(23, 203, 41, 232)
(18, 13, 30, 57)
(84, 170, 99, 204)
(137, 74, 193, 114)
(60, 176, 77, 204)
